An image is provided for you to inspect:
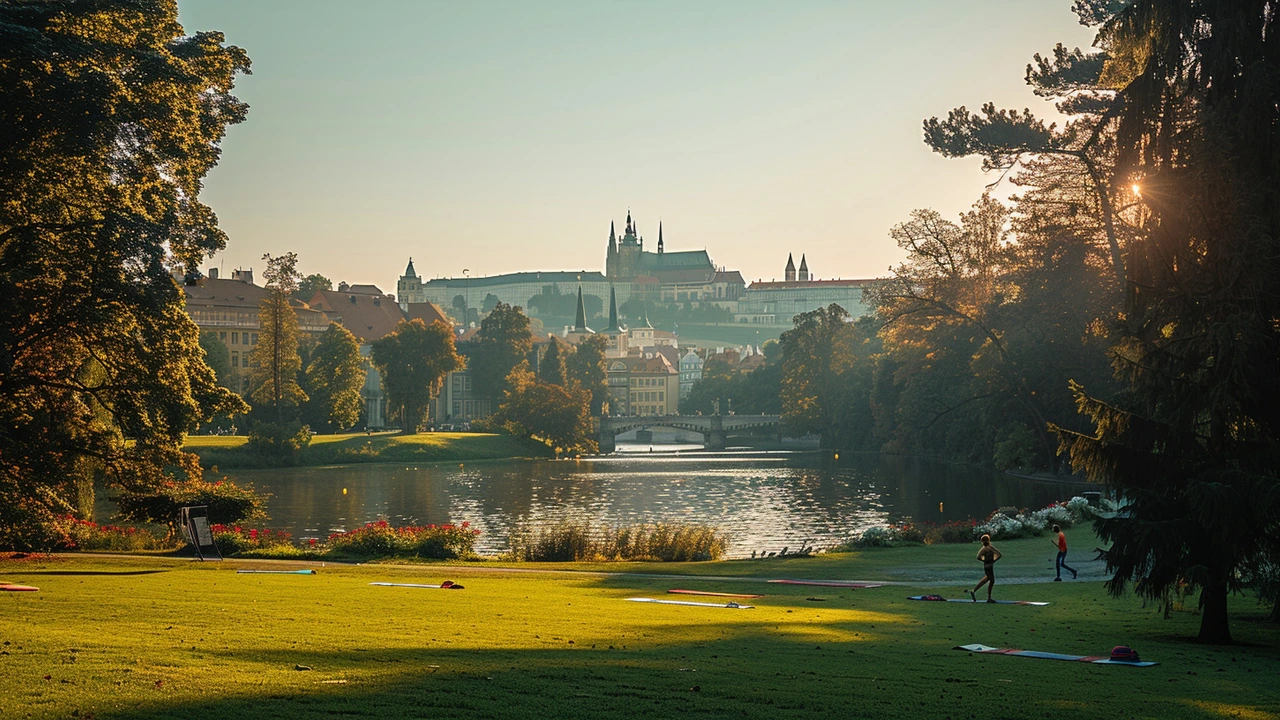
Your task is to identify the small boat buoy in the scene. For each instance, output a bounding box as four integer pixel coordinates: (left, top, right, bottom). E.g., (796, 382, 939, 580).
(342, 488, 347, 495)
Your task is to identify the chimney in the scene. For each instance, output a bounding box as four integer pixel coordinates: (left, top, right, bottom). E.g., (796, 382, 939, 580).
(231, 268, 254, 285)
(208, 267, 220, 280)
(338, 281, 350, 292)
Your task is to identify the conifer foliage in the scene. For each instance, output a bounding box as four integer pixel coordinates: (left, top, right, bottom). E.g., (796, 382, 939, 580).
(0, 1, 249, 548)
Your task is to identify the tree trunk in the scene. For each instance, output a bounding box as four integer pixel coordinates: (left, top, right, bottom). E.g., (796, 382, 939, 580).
(1197, 573, 1233, 644)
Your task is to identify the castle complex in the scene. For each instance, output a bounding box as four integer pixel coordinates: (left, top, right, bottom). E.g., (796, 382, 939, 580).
(396, 211, 745, 318)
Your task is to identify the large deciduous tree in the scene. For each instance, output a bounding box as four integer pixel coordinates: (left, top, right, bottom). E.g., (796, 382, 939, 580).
(249, 253, 307, 423)
(497, 362, 595, 454)
(468, 302, 533, 409)
(566, 334, 609, 415)
(0, 0, 249, 549)
(304, 323, 364, 432)
(371, 319, 463, 433)
(1055, 0, 1280, 644)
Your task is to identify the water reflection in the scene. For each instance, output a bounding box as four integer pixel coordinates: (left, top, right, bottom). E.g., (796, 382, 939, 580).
(226, 451, 1090, 558)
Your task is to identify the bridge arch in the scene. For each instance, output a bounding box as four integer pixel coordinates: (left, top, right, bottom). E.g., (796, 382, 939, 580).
(597, 414, 781, 452)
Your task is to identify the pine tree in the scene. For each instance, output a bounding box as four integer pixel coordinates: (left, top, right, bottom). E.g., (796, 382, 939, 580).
(250, 253, 308, 424)
(539, 340, 567, 386)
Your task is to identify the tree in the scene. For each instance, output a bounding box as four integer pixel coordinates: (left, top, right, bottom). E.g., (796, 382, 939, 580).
(304, 323, 365, 432)
(1055, 0, 1280, 644)
(566, 334, 609, 415)
(496, 363, 596, 454)
(0, 2, 249, 549)
(538, 339, 567, 386)
(199, 332, 234, 391)
(293, 273, 331, 303)
(468, 302, 533, 409)
(779, 305, 863, 447)
(370, 319, 463, 433)
(249, 253, 307, 423)
(482, 293, 500, 314)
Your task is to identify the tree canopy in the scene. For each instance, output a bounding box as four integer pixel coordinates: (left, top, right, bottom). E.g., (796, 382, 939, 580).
(0, 0, 249, 548)
(303, 323, 365, 432)
(370, 319, 463, 433)
(467, 302, 533, 408)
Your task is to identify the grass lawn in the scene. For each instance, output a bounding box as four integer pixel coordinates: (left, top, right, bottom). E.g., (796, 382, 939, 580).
(3, 538, 1278, 719)
(185, 432, 554, 470)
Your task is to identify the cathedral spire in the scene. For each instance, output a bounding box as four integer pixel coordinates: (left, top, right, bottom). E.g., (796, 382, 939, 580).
(785, 253, 796, 282)
(605, 286, 622, 333)
(609, 220, 616, 243)
(798, 254, 809, 282)
(658, 222, 664, 255)
(626, 208, 633, 235)
(574, 285, 590, 332)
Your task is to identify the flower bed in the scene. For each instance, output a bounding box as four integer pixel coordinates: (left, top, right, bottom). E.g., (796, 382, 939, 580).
(839, 497, 1096, 549)
(57, 516, 173, 552)
(209, 524, 296, 557)
(325, 520, 480, 560)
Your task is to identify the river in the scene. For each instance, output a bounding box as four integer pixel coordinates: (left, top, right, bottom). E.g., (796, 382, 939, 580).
(221, 445, 1092, 558)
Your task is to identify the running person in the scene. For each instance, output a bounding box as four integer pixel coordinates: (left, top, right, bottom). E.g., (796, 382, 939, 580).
(1052, 524, 1077, 581)
(968, 534, 1001, 602)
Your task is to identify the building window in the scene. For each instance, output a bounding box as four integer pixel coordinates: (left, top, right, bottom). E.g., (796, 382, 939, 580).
(231, 333, 238, 345)
(452, 401, 461, 416)
(251, 333, 258, 345)
(231, 352, 239, 368)
(219, 331, 226, 342)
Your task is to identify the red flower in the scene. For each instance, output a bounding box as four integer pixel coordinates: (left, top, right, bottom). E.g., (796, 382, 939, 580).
(309, 538, 317, 546)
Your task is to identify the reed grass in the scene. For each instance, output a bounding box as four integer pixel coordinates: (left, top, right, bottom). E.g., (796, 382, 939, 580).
(508, 520, 728, 562)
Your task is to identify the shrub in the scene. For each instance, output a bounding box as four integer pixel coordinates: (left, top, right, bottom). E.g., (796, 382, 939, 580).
(923, 519, 977, 545)
(56, 516, 174, 552)
(509, 521, 727, 562)
(244, 421, 312, 463)
(113, 478, 267, 526)
(209, 524, 295, 556)
(326, 520, 479, 559)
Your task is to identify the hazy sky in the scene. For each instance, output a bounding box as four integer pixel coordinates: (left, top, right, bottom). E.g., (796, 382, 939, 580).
(178, 1, 1095, 293)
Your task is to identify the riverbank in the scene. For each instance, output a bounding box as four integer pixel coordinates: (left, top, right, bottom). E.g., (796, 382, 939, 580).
(3, 545, 1276, 719)
(186, 431, 555, 470)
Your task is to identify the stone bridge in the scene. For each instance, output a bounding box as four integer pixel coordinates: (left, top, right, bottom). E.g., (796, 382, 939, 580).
(597, 414, 782, 452)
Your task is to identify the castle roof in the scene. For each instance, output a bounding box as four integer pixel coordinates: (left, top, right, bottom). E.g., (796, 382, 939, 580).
(423, 271, 607, 288)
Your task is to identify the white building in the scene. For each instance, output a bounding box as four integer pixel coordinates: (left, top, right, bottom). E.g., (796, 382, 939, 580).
(679, 349, 705, 399)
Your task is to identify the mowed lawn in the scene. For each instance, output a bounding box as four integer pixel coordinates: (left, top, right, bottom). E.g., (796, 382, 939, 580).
(2, 544, 1278, 720)
(183, 432, 554, 468)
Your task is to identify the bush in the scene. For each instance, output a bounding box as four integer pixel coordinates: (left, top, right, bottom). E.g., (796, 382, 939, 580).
(113, 478, 267, 526)
(326, 520, 479, 559)
(56, 516, 174, 552)
(974, 497, 1094, 540)
(209, 524, 295, 557)
(244, 421, 312, 463)
(924, 520, 977, 545)
(508, 521, 728, 562)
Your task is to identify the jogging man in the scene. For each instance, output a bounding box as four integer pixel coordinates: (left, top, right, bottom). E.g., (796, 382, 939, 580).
(968, 534, 1001, 602)
(1052, 524, 1077, 581)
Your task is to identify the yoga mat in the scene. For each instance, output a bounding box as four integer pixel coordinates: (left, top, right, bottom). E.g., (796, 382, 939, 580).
(236, 569, 317, 575)
(0, 584, 39, 592)
(955, 644, 1157, 666)
(627, 597, 753, 609)
(668, 589, 763, 599)
(370, 582, 463, 589)
(768, 580, 883, 588)
(909, 595, 1049, 606)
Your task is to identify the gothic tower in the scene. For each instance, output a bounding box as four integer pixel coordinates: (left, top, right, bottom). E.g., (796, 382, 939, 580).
(784, 253, 796, 282)
(798, 254, 809, 282)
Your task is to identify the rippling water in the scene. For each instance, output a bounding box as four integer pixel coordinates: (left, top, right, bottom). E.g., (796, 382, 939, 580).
(225, 449, 1090, 558)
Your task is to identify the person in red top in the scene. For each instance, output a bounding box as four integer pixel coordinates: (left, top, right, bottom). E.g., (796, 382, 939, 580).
(1052, 524, 1077, 581)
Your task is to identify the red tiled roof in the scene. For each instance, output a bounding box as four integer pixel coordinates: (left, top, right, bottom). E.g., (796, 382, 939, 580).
(307, 289, 407, 343)
(406, 302, 451, 328)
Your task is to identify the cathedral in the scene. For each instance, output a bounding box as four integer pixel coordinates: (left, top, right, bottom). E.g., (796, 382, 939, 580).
(604, 210, 744, 302)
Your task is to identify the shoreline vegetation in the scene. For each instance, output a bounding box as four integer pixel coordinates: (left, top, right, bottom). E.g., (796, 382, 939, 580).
(185, 431, 555, 470)
(2, 544, 1277, 720)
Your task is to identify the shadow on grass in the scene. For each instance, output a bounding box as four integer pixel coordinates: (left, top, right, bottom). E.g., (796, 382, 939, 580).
(15, 569, 172, 576)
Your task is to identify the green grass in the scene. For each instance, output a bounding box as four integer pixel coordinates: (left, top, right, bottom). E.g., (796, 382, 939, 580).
(186, 432, 554, 470)
(3, 538, 1278, 719)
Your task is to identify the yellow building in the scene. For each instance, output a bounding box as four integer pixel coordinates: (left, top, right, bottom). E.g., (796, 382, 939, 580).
(607, 354, 679, 416)
(183, 269, 329, 394)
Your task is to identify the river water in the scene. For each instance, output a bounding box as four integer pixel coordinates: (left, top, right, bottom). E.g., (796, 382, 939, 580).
(222, 445, 1092, 558)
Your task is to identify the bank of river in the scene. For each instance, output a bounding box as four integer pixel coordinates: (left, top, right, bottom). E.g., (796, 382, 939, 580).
(189, 431, 553, 470)
(222, 449, 1092, 558)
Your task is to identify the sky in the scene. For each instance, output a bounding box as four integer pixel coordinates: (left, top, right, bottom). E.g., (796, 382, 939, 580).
(177, 1, 1096, 293)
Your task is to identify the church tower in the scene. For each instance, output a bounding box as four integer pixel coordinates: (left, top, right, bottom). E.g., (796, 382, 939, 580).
(658, 222, 664, 256)
(798, 254, 809, 282)
(397, 257, 424, 310)
(784, 253, 796, 282)
(606, 221, 618, 278)
(615, 209, 642, 278)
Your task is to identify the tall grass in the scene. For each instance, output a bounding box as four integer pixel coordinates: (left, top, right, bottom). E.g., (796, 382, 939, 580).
(508, 521, 728, 562)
